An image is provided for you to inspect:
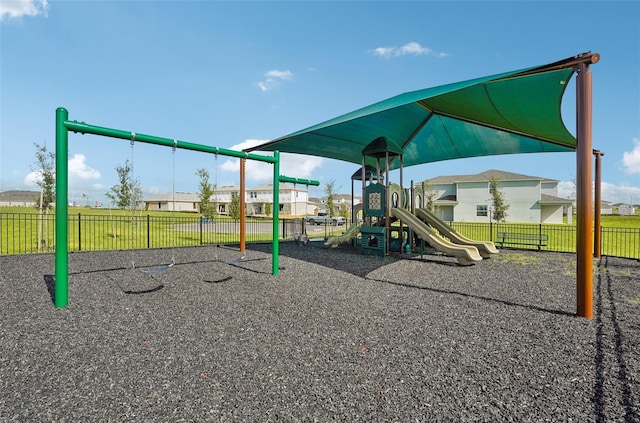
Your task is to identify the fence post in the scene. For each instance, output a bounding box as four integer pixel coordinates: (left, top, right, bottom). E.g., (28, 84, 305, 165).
(78, 213, 82, 251)
(489, 219, 493, 242)
(539, 224, 543, 251)
(147, 214, 150, 249)
(200, 216, 203, 245)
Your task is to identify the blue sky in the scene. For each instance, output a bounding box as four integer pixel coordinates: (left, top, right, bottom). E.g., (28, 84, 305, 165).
(1, 0, 639, 206)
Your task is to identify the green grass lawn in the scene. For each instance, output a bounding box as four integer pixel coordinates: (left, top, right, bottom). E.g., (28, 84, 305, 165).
(0, 206, 342, 254)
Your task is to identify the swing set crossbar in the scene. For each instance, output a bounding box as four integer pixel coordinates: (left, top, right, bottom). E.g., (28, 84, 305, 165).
(55, 107, 318, 308)
(62, 120, 277, 164)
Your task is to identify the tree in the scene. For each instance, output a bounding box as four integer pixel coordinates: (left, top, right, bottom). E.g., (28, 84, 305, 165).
(196, 168, 215, 219)
(32, 143, 56, 250)
(489, 177, 509, 222)
(106, 160, 142, 210)
(338, 202, 350, 219)
(421, 180, 438, 213)
(32, 143, 56, 210)
(264, 202, 272, 217)
(229, 192, 241, 220)
(324, 180, 337, 216)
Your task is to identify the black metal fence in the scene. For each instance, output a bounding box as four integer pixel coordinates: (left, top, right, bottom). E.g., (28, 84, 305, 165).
(448, 221, 639, 259)
(0, 213, 306, 255)
(1, 212, 638, 260)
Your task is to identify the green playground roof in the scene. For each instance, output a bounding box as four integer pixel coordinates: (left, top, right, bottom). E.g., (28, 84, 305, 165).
(247, 54, 584, 170)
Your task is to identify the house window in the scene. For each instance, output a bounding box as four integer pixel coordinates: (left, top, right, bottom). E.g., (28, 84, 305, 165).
(250, 192, 257, 199)
(279, 204, 285, 212)
(477, 205, 488, 217)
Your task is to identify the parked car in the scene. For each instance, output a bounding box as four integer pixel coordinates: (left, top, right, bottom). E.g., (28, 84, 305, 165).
(304, 212, 346, 225)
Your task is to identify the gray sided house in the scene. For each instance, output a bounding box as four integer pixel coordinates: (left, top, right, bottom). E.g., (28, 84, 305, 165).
(420, 170, 573, 224)
(0, 190, 40, 207)
(143, 192, 200, 212)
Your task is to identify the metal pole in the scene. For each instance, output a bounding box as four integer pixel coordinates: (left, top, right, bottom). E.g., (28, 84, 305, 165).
(272, 151, 280, 275)
(576, 59, 596, 319)
(55, 107, 69, 308)
(240, 158, 246, 254)
(594, 150, 604, 259)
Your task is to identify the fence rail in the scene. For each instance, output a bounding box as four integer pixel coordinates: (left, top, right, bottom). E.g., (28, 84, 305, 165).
(1, 213, 639, 260)
(0, 213, 306, 255)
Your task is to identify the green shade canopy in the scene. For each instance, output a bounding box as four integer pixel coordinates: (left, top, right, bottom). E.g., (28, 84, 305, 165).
(247, 55, 582, 170)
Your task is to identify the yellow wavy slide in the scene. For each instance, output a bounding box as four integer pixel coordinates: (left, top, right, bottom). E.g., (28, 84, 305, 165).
(415, 208, 499, 258)
(390, 208, 482, 266)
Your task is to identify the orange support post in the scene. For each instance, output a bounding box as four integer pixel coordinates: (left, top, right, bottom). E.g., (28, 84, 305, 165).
(575, 55, 599, 319)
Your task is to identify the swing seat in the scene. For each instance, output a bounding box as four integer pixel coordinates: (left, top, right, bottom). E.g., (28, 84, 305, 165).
(227, 255, 246, 265)
(138, 262, 174, 275)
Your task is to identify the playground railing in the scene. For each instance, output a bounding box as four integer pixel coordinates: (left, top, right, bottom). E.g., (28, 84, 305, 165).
(448, 221, 639, 259)
(0, 212, 307, 255)
(1, 212, 638, 260)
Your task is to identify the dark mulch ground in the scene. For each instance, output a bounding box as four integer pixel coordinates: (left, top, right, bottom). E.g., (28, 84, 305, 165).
(0, 243, 638, 422)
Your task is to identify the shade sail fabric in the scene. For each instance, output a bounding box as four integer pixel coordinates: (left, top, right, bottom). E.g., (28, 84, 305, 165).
(247, 57, 579, 170)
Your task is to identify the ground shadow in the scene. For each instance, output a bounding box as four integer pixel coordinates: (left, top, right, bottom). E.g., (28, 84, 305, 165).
(43, 274, 55, 305)
(594, 256, 637, 422)
(368, 276, 574, 317)
(252, 242, 574, 317)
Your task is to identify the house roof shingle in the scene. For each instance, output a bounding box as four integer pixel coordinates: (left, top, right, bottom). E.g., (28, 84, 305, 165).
(424, 169, 556, 185)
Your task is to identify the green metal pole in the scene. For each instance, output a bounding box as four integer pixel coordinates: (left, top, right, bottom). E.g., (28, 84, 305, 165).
(278, 175, 320, 186)
(63, 120, 275, 164)
(55, 107, 69, 308)
(272, 151, 280, 275)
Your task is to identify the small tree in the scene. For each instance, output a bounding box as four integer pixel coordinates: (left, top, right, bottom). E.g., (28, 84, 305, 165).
(106, 160, 142, 210)
(324, 180, 337, 216)
(196, 168, 215, 220)
(422, 180, 438, 213)
(264, 202, 272, 217)
(229, 192, 241, 220)
(489, 177, 509, 222)
(338, 202, 350, 220)
(32, 143, 56, 250)
(32, 143, 56, 210)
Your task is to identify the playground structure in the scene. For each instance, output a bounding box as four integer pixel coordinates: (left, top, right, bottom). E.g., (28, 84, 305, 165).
(324, 136, 496, 265)
(54, 107, 318, 308)
(250, 53, 599, 318)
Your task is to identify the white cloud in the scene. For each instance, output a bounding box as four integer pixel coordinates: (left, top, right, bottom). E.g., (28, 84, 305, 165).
(0, 0, 48, 20)
(258, 69, 293, 92)
(622, 137, 640, 175)
(559, 179, 640, 204)
(219, 139, 323, 183)
(601, 181, 640, 205)
(69, 153, 101, 181)
(371, 41, 447, 59)
(557, 180, 576, 199)
(24, 153, 100, 187)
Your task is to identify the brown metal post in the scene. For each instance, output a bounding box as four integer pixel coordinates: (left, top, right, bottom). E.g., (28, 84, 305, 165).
(593, 150, 604, 259)
(240, 157, 246, 254)
(576, 58, 597, 319)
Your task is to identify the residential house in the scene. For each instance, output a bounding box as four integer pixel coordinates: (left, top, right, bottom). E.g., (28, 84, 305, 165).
(313, 194, 362, 218)
(418, 170, 573, 224)
(618, 204, 636, 216)
(143, 192, 200, 212)
(600, 200, 613, 215)
(0, 190, 40, 207)
(142, 183, 310, 216)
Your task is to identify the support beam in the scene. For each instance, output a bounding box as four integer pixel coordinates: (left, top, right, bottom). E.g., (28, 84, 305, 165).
(575, 57, 598, 319)
(55, 108, 69, 308)
(240, 158, 246, 255)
